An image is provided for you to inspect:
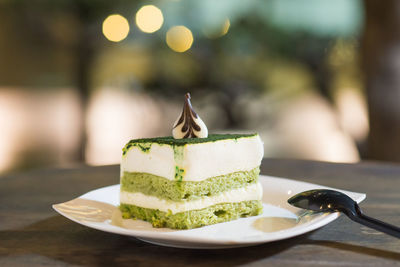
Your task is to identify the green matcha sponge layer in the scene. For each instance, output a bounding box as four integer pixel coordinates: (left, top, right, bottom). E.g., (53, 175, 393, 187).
(121, 168, 259, 201)
(120, 200, 263, 229)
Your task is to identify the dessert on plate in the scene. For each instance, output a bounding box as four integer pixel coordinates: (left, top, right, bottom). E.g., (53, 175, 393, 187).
(119, 93, 264, 229)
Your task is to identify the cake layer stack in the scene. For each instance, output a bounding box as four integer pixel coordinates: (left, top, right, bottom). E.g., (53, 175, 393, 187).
(120, 133, 264, 229)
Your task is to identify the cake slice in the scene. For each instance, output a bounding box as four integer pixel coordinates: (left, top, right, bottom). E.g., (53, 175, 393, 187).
(119, 93, 264, 229)
(120, 134, 264, 229)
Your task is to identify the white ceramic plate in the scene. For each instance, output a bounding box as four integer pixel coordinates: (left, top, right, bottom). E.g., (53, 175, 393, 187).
(53, 175, 365, 249)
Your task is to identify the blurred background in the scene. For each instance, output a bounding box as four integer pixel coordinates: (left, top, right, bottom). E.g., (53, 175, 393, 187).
(0, 0, 398, 175)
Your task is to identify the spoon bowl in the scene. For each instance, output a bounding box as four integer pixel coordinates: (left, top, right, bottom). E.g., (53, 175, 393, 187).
(288, 189, 358, 217)
(288, 189, 400, 239)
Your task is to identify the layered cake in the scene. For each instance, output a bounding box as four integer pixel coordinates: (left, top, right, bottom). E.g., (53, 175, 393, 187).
(119, 93, 264, 229)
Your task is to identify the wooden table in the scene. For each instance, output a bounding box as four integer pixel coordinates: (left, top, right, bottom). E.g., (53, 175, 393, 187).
(1, 159, 399, 266)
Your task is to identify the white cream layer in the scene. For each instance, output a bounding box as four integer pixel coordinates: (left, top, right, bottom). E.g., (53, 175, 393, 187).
(120, 182, 263, 214)
(121, 135, 264, 181)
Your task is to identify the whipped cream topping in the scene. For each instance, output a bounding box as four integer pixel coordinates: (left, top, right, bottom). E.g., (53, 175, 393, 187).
(172, 93, 208, 139)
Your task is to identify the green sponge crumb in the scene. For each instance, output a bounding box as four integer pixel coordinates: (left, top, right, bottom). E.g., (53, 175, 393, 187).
(121, 167, 259, 201)
(119, 200, 263, 229)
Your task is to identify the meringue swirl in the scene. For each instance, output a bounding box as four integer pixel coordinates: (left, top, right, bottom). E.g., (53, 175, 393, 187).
(172, 93, 208, 139)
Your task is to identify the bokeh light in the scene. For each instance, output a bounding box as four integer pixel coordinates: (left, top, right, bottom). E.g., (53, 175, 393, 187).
(204, 18, 230, 39)
(136, 5, 164, 33)
(221, 19, 230, 36)
(166, 26, 193, 53)
(102, 14, 130, 42)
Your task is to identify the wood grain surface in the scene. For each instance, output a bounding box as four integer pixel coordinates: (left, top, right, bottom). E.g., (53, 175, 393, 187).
(0, 159, 399, 266)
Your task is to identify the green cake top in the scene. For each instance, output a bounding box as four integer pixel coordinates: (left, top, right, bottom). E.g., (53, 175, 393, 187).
(122, 133, 258, 155)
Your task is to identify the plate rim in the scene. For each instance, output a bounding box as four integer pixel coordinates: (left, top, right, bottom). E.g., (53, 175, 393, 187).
(53, 175, 366, 247)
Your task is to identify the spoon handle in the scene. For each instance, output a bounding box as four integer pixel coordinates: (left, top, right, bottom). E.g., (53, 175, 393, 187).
(348, 205, 400, 238)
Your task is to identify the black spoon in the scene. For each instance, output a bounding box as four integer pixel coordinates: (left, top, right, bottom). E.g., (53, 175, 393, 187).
(288, 189, 400, 238)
